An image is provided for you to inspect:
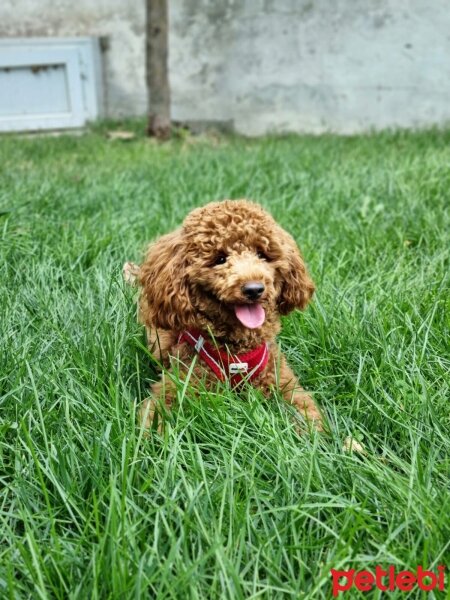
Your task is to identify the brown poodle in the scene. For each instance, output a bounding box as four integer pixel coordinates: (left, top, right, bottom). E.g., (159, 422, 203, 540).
(125, 199, 323, 432)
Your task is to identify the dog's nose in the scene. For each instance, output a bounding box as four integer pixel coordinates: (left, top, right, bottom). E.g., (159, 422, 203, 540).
(242, 281, 265, 300)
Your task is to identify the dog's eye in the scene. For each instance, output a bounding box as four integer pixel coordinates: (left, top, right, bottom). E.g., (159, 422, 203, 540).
(257, 250, 270, 261)
(213, 253, 227, 266)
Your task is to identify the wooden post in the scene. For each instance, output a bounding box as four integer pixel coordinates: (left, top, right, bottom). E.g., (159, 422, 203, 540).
(146, 0, 171, 140)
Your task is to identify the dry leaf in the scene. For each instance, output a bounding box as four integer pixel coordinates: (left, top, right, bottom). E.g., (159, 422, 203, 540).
(107, 130, 136, 141)
(343, 436, 366, 454)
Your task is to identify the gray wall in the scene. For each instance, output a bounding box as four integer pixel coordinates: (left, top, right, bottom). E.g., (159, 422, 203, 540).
(1, 0, 449, 134)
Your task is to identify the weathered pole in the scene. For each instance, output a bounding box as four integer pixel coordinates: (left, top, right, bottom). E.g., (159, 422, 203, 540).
(146, 0, 171, 140)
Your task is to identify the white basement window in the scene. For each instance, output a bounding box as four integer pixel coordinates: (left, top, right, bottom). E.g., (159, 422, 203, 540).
(0, 37, 103, 132)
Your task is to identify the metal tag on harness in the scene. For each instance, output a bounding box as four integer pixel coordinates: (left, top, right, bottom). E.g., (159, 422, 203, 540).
(229, 362, 249, 374)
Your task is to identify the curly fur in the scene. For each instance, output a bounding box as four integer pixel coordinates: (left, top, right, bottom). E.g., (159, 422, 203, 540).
(131, 199, 323, 431)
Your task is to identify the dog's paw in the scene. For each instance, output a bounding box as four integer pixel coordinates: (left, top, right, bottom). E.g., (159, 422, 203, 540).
(291, 391, 324, 433)
(123, 261, 140, 286)
(138, 397, 165, 435)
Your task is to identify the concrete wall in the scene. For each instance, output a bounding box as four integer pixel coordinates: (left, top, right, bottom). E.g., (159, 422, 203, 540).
(1, 0, 450, 134)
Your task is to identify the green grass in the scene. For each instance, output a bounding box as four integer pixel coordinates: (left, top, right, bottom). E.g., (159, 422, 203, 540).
(0, 123, 449, 599)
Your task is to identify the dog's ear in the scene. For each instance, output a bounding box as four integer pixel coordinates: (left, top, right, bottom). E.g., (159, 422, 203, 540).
(276, 228, 315, 315)
(139, 229, 194, 330)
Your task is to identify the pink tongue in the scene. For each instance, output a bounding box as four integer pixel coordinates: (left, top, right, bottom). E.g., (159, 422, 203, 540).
(234, 304, 265, 329)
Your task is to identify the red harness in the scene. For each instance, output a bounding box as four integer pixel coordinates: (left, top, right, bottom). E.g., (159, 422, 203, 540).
(178, 329, 269, 387)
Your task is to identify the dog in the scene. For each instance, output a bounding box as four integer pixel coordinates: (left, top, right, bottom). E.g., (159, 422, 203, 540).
(124, 199, 323, 432)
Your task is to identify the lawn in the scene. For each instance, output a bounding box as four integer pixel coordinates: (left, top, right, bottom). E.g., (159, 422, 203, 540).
(0, 123, 449, 599)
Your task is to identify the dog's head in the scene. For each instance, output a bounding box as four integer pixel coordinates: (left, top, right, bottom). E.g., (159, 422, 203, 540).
(139, 200, 314, 338)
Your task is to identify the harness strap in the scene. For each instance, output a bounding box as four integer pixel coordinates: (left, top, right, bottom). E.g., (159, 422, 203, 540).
(178, 329, 269, 386)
